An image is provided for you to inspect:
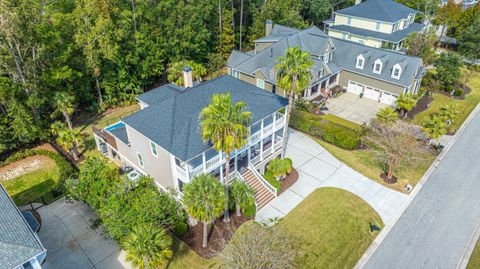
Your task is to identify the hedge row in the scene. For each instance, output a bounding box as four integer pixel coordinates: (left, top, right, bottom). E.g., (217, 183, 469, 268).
(1, 149, 77, 191)
(290, 110, 361, 150)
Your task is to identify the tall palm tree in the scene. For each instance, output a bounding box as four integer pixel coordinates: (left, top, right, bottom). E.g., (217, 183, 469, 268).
(395, 93, 417, 118)
(183, 174, 226, 248)
(56, 128, 82, 161)
(199, 92, 251, 222)
(167, 61, 206, 85)
(52, 92, 75, 130)
(422, 115, 447, 144)
(440, 102, 460, 127)
(275, 46, 314, 154)
(230, 179, 255, 217)
(123, 223, 173, 269)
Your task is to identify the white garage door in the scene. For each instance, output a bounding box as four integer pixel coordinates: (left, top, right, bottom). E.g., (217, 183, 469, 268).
(347, 81, 364, 95)
(364, 87, 381, 101)
(380, 92, 398, 106)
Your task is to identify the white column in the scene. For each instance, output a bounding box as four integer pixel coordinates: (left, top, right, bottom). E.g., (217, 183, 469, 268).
(260, 139, 264, 161)
(202, 152, 206, 172)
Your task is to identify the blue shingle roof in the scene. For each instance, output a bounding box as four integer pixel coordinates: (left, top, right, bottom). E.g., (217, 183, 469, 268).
(328, 22, 425, 43)
(122, 75, 288, 161)
(0, 185, 44, 269)
(336, 0, 417, 23)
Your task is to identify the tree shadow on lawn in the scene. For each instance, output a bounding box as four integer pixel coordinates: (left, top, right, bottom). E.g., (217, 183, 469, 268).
(10, 179, 61, 206)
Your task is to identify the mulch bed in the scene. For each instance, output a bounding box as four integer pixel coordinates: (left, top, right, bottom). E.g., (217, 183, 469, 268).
(407, 95, 433, 119)
(309, 108, 325, 116)
(380, 173, 398, 184)
(279, 168, 299, 195)
(437, 84, 472, 100)
(180, 213, 251, 259)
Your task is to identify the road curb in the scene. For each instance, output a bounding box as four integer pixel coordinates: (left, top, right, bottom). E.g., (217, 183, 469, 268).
(354, 104, 480, 269)
(457, 221, 480, 269)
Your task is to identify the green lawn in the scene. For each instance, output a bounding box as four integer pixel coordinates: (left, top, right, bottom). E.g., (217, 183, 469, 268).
(315, 137, 436, 193)
(467, 239, 480, 269)
(412, 68, 480, 131)
(2, 159, 61, 205)
(166, 188, 382, 268)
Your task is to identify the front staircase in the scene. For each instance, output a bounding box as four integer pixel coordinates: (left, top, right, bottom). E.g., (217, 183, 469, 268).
(242, 169, 275, 210)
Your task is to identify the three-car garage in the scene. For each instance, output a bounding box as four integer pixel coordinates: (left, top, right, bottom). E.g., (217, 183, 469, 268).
(347, 81, 398, 106)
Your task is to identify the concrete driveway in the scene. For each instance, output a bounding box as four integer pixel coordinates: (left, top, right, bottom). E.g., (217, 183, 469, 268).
(37, 198, 134, 269)
(325, 93, 388, 125)
(256, 129, 408, 225)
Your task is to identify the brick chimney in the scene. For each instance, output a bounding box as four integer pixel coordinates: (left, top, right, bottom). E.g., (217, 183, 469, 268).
(265, 20, 273, 37)
(183, 66, 193, 88)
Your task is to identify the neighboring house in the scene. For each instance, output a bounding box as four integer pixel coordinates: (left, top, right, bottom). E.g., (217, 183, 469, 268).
(0, 185, 46, 269)
(93, 71, 288, 209)
(441, 0, 479, 9)
(227, 23, 424, 106)
(324, 0, 425, 50)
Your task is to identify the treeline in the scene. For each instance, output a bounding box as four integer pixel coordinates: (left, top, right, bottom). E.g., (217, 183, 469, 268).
(0, 0, 354, 154)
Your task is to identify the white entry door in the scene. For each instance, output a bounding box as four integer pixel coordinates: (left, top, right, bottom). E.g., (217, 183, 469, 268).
(347, 81, 364, 95)
(380, 92, 398, 106)
(363, 86, 381, 101)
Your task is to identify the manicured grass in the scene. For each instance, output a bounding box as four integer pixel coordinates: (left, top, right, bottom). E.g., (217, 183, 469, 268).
(167, 188, 382, 268)
(412, 68, 480, 130)
(2, 160, 61, 205)
(278, 188, 383, 268)
(467, 239, 480, 269)
(314, 137, 436, 192)
(321, 113, 363, 131)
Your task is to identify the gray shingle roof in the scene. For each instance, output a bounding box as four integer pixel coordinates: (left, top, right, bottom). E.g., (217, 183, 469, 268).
(336, 0, 417, 23)
(110, 125, 129, 144)
(331, 37, 423, 87)
(227, 25, 333, 84)
(122, 75, 288, 161)
(136, 84, 186, 105)
(0, 185, 44, 269)
(328, 22, 425, 43)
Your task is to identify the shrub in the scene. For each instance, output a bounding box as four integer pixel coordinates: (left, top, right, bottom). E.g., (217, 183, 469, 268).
(453, 88, 464, 97)
(243, 198, 257, 218)
(293, 99, 312, 112)
(289, 111, 361, 150)
(173, 221, 188, 236)
(263, 170, 282, 192)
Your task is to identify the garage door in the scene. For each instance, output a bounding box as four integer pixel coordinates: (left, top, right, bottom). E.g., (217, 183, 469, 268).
(364, 87, 381, 101)
(347, 81, 364, 95)
(380, 92, 398, 106)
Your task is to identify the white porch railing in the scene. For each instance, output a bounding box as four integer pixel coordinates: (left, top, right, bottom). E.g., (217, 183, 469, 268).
(249, 130, 261, 144)
(251, 155, 261, 165)
(205, 154, 222, 171)
(175, 166, 187, 179)
(275, 113, 285, 128)
(263, 124, 273, 135)
(274, 139, 283, 152)
(249, 163, 277, 197)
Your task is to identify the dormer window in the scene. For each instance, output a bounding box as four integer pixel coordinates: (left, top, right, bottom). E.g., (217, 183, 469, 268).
(373, 59, 383, 74)
(392, 64, 402, 79)
(356, 54, 365, 70)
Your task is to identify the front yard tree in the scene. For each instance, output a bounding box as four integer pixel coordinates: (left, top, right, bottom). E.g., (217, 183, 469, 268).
(363, 121, 427, 182)
(422, 115, 447, 144)
(395, 93, 417, 118)
(124, 223, 173, 269)
(199, 92, 251, 223)
(230, 179, 255, 217)
(221, 222, 298, 269)
(434, 52, 463, 92)
(52, 92, 75, 130)
(275, 46, 314, 153)
(268, 158, 292, 180)
(404, 29, 437, 65)
(375, 107, 399, 126)
(183, 174, 226, 248)
(440, 102, 460, 131)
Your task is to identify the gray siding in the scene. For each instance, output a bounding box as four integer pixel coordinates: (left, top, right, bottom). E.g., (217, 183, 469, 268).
(338, 70, 406, 95)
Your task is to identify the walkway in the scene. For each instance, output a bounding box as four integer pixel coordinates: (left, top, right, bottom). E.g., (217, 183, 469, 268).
(360, 106, 480, 269)
(38, 198, 134, 269)
(256, 129, 408, 225)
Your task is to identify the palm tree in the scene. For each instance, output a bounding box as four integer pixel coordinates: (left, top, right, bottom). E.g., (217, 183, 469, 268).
(167, 60, 206, 85)
(268, 158, 292, 180)
(123, 223, 173, 269)
(52, 92, 75, 130)
(422, 115, 447, 144)
(199, 92, 251, 222)
(50, 121, 67, 137)
(230, 179, 255, 217)
(56, 128, 82, 161)
(440, 102, 460, 129)
(275, 46, 314, 154)
(376, 107, 399, 125)
(182, 174, 226, 248)
(395, 93, 417, 118)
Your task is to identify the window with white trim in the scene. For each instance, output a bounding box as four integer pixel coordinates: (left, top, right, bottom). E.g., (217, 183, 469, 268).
(392, 65, 402, 79)
(137, 152, 144, 168)
(150, 141, 158, 157)
(256, 78, 265, 89)
(373, 59, 383, 74)
(356, 55, 365, 70)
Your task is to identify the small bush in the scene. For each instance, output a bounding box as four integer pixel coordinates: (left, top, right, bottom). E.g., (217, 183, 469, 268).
(263, 170, 282, 192)
(453, 88, 463, 97)
(294, 99, 312, 112)
(173, 221, 188, 236)
(243, 198, 256, 218)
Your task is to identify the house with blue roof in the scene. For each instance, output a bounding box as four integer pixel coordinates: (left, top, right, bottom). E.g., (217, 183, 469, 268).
(324, 0, 425, 50)
(0, 185, 46, 269)
(93, 72, 288, 209)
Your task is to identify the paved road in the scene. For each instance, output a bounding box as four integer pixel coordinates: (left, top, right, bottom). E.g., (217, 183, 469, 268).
(362, 109, 480, 269)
